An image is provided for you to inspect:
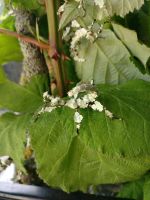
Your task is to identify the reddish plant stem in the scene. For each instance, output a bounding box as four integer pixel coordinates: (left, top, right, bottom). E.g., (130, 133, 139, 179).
(0, 28, 50, 50)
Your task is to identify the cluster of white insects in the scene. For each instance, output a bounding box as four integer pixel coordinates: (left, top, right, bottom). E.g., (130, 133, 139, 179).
(41, 0, 113, 129)
(39, 81, 113, 130)
(58, 0, 106, 62)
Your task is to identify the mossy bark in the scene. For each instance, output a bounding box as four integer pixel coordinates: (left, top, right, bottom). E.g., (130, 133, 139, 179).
(15, 10, 48, 85)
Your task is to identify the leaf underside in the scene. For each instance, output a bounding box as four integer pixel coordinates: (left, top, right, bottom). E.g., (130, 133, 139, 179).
(105, 0, 144, 17)
(75, 29, 150, 84)
(112, 23, 150, 67)
(59, 0, 145, 29)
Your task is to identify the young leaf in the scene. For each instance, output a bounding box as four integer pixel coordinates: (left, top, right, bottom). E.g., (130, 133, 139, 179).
(0, 113, 32, 171)
(59, 1, 80, 29)
(30, 80, 150, 192)
(75, 29, 150, 84)
(59, 1, 107, 29)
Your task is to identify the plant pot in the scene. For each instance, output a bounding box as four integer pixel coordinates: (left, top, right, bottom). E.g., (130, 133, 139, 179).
(0, 182, 133, 200)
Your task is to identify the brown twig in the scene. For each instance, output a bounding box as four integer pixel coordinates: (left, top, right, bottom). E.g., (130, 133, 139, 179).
(0, 28, 50, 50)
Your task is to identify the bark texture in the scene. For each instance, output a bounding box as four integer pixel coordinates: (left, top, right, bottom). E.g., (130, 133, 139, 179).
(15, 10, 48, 85)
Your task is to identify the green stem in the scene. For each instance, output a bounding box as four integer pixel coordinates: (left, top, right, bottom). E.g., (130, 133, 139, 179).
(45, 0, 65, 97)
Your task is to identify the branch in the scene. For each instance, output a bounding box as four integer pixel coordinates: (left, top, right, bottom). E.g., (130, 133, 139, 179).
(0, 28, 50, 50)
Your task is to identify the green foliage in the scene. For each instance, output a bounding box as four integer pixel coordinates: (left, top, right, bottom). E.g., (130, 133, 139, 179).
(105, 0, 145, 17)
(0, 71, 49, 170)
(60, 0, 145, 29)
(0, 75, 47, 113)
(118, 174, 150, 200)
(118, 178, 145, 200)
(125, 0, 150, 47)
(0, 66, 6, 83)
(30, 80, 150, 192)
(1, 0, 150, 196)
(60, 1, 150, 85)
(112, 23, 150, 68)
(4, 0, 45, 16)
(0, 63, 49, 112)
(59, 1, 80, 29)
(0, 113, 31, 171)
(0, 35, 22, 66)
(75, 29, 150, 84)
(0, 12, 22, 69)
(0, 0, 50, 171)
(25, 74, 50, 98)
(144, 178, 150, 200)
(0, 16, 16, 30)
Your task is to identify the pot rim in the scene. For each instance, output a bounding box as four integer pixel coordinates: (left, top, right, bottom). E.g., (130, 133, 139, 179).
(0, 182, 133, 200)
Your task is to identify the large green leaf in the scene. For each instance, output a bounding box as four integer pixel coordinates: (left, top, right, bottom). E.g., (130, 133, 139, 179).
(136, 0, 150, 47)
(112, 23, 150, 67)
(30, 80, 150, 192)
(59, 0, 145, 29)
(105, 0, 144, 17)
(0, 80, 42, 112)
(0, 74, 48, 113)
(75, 29, 150, 84)
(0, 113, 31, 170)
(25, 74, 50, 98)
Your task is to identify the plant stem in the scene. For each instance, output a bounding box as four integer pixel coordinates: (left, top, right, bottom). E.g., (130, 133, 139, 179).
(45, 0, 64, 97)
(55, 1, 69, 94)
(0, 28, 50, 50)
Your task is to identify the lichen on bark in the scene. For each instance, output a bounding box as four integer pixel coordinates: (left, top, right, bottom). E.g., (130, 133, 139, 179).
(15, 10, 48, 85)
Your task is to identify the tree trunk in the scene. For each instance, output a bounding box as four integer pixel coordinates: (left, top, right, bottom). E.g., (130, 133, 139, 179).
(15, 10, 48, 85)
